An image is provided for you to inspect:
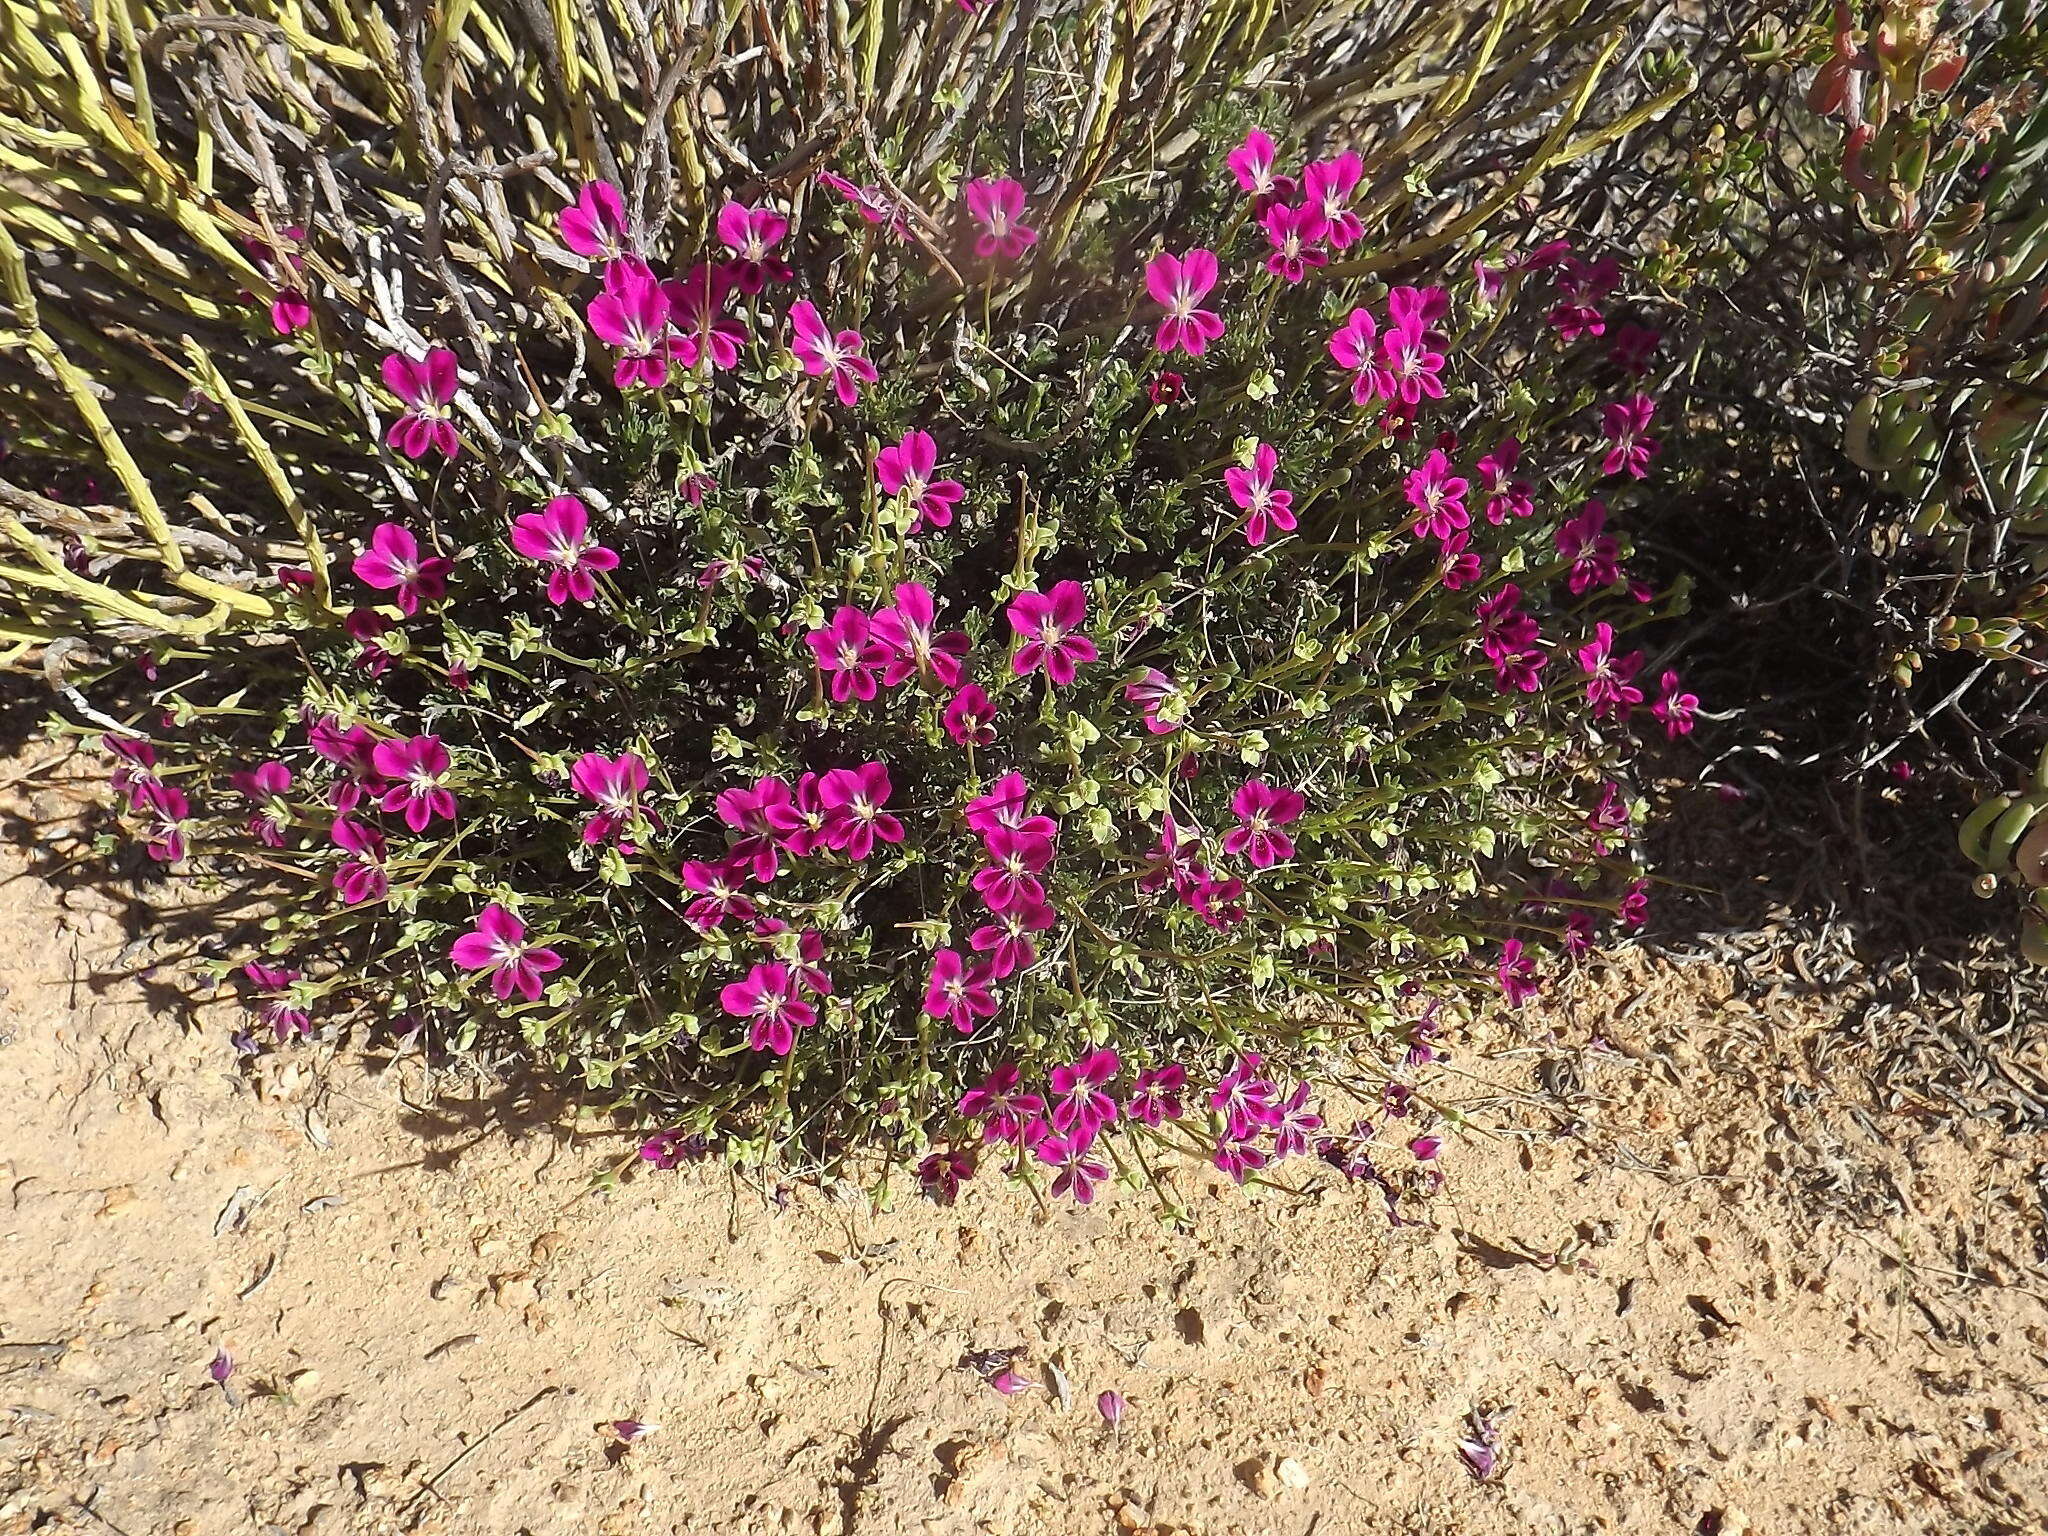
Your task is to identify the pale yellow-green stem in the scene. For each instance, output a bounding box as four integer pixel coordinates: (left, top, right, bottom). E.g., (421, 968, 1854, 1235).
(0, 532, 213, 637)
(29, 331, 187, 576)
(0, 213, 38, 326)
(1324, 28, 1627, 279)
(182, 337, 337, 612)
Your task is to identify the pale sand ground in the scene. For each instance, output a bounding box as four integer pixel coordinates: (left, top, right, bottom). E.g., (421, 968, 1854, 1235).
(2, 746, 2046, 1535)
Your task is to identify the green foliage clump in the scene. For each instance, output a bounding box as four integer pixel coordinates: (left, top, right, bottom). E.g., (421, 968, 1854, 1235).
(0, 0, 1697, 1193)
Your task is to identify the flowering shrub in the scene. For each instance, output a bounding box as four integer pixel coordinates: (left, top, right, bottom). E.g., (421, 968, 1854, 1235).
(1, 1, 1700, 1197)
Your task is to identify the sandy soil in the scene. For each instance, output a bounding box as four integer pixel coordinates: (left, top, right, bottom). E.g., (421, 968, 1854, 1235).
(3, 749, 2048, 1536)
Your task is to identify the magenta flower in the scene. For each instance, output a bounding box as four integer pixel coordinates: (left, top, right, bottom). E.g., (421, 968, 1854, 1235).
(1260, 202, 1327, 284)
(243, 960, 310, 1040)
(1145, 249, 1226, 357)
(1098, 1391, 1127, 1425)
(1211, 1054, 1282, 1139)
(1403, 449, 1469, 543)
(719, 961, 815, 1055)
(1225, 778, 1305, 867)
(1476, 584, 1547, 695)
(924, 948, 1000, 1036)
(959, 1063, 1044, 1145)
(451, 903, 563, 1003)
(1302, 151, 1365, 249)
(1620, 880, 1650, 930)
(1271, 1082, 1324, 1160)
(806, 605, 889, 703)
(1438, 531, 1482, 591)
(1038, 1134, 1112, 1203)
(1564, 911, 1596, 956)
(1147, 370, 1187, 406)
(788, 300, 879, 407)
(663, 262, 746, 372)
(1392, 279, 1449, 329)
(1519, 238, 1575, 272)
(381, 349, 461, 460)
(559, 180, 629, 261)
(871, 582, 969, 691)
(1563, 253, 1622, 298)
(1551, 254, 1620, 339)
(137, 780, 189, 864)
(715, 776, 789, 882)
(309, 717, 383, 811)
(1496, 940, 1541, 1007)
(964, 772, 1058, 843)
(1609, 323, 1661, 376)
(1588, 781, 1632, 852)
(1007, 580, 1097, 686)
(270, 287, 310, 335)
(715, 201, 792, 293)
(104, 733, 160, 809)
(569, 751, 649, 848)
(350, 522, 451, 615)
(1600, 394, 1660, 479)
(639, 1128, 704, 1169)
(343, 606, 394, 677)
(876, 430, 965, 531)
(1186, 867, 1242, 931)
(509, 495, 620, 606)
(1378, 313, 1447, 406)
(1126, 1064, 1185, 1126)
(1476, 437, 1534, 524)
(1123, 668, 1184, 734)
(681, 856, 757, 929)
(245, 226, 310, 334)
(331, 815, 388, 905)
(1048, 1048, 1120, 1139)
(697, 552, 763, 587)
(917, 1147, 974, 1205)
(1652, 670, 1699, 739)
(1473, 256, 1508, 304)
(229, 760, 294, 848)
(588, 260, 686, 390)
(972, 823, 1054, 914)
(988, 1366, 1035, 1396)
(944, 685, 997, 747)
(370, 733, 458, 832)
(1328, 308, 1390, 406)
(818, 762, 903, 860)
(1225, 441, 1296, 546)
(1226, 129, 1295, 209)
(1556, 499, 1621, 594)
(764, 923, 833, 996)
(962, 178, 1037, 262)
(1550, 298, 1605, 342)
(817, 171, 910, 237)
(968, 897, 1055, 979)
(762, 772, 830, 857)
(1577, 622, 1646, 721)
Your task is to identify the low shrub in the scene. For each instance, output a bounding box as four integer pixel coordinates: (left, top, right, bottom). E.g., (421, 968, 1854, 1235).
(0, 0, 1700, 1198)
